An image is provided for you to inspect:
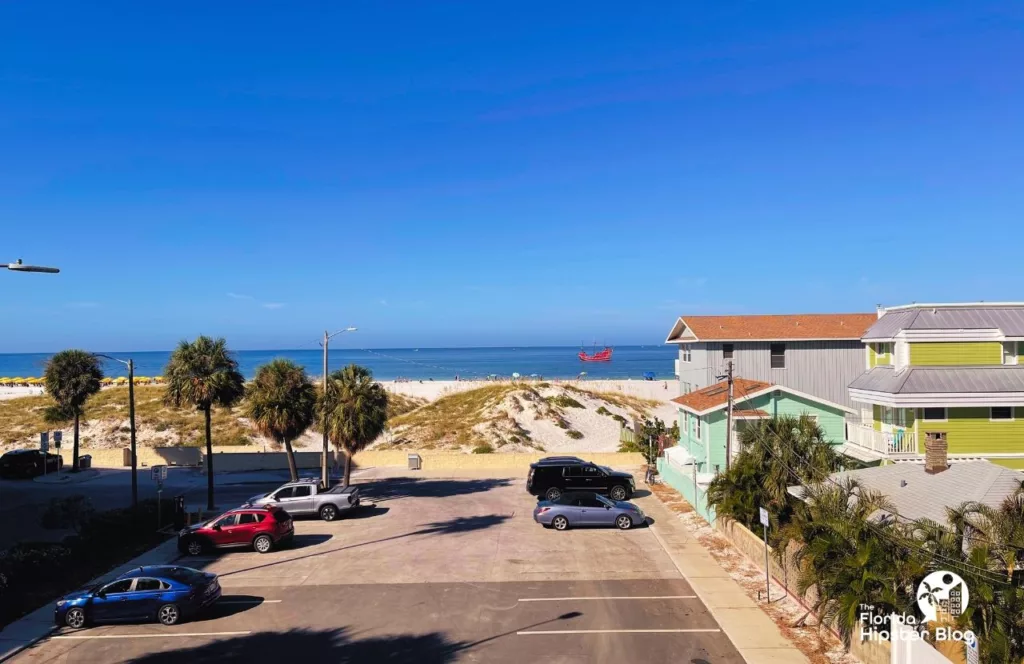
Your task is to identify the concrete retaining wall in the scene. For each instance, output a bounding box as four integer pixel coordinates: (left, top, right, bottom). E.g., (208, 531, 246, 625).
(56, 448, 644, 471)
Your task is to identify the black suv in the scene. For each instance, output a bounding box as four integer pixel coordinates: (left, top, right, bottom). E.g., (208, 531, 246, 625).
(527, 457, 635, 502)
(0, 449, 63, 479)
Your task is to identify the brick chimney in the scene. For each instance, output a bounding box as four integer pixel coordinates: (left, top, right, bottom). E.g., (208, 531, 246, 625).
(924, 432, 948, 474)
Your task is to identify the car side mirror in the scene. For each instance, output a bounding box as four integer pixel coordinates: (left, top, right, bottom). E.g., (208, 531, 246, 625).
(96, 591, 106, 599)
(212, 524, 222, 531)
(605, 505, 612, 509)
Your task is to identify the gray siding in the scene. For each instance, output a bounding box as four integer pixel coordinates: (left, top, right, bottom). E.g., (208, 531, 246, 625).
(677, 344, 711, 393)
(678, 341, 865, 407)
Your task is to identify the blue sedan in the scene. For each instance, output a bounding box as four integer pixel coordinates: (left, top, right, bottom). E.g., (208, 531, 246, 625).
(54, 565, 221, 629)
(533, 491, 646, 530)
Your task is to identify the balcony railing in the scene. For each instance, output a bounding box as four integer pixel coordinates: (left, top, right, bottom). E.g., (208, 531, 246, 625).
(847, 424, 918, 457)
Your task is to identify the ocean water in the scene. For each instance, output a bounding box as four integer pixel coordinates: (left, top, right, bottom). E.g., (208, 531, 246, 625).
(0, 346, 677, 381)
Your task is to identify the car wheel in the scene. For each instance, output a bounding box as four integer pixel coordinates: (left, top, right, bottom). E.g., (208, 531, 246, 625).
(185, 539, 204, 556)
(552, 515, 569, 531)
(253, 534, 273, 554)
(319, 504, 338, 521)
(615, 515, 633, 530)
(545, 487, 562, 501)
(65, 607, 87, 629)
(609, 485, 628, 501)
(157, 603, 180, 626)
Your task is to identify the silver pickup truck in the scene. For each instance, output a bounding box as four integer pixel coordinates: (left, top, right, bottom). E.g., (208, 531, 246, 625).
(245, 478, 360, 521)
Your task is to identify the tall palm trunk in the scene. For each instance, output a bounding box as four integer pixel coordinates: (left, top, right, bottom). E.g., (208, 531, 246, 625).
(205, 407, 214, 510)
(72, 412, 80, 471)
(283, 438, 298, 481)
(342, 448, 352, 488)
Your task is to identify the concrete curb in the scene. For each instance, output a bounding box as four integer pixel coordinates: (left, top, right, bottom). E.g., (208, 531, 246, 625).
(32, 469, 103, 485)
(0, 538, 180, 662)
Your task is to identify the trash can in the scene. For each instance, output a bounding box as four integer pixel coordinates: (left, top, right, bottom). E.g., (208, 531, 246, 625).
(408, 453, 422, 471)
(79, 455, 92, 469)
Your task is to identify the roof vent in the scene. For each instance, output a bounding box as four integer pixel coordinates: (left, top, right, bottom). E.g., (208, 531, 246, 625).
(900, 480, 908, 488)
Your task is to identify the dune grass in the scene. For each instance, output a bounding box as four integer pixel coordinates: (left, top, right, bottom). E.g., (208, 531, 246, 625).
(387, 383, 522, 449)
(563, 385, 658, 417)
(0, 386, 253, 447)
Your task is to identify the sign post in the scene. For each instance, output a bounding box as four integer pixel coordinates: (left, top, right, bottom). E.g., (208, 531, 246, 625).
(759, 507, 771, 602)
(39, 432, 49, 476)
(966, 637, 979, 664)
(151, 465, 168, 528)
(53, 431, 62, 477)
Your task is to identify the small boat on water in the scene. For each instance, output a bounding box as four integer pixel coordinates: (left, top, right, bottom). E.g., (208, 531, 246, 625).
(578, 346, 613, 362)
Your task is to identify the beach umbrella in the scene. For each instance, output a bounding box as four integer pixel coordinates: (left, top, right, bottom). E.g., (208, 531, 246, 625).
(27, 377, 42, 384)
(511, 372, 521, 379)
(101, 377, 114, 384)
(115, 376, 128, 384)
(153, 376, 164, 383)
(12, 377, 25, 384)
(0, 378, 10, 384)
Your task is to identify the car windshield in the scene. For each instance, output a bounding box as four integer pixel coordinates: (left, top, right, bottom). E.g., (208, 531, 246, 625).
(599, 466, 613, 474)
(596, 495, 615, 507)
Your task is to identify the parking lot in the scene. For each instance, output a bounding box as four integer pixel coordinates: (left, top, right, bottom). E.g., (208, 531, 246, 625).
(12, 471, 744, 663)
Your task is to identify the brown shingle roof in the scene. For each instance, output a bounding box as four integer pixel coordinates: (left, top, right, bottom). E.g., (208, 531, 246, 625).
(671, 378, 772, 414)
(668, 313, 877, 342)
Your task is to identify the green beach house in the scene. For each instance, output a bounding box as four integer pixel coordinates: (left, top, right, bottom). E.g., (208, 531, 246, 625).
(848, 302, 1024, 469)
(658, 377, 853, 521)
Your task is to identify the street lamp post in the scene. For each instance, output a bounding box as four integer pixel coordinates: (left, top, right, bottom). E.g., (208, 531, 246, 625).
(94, 354, 137, 507)
(3, 258, 60, 274)
(320, 327, 357, 486)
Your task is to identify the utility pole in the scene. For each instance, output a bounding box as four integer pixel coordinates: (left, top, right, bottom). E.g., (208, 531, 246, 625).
(321, 330, 330, 487)
(724, 360, 734, 470)
(128, 359, 138, 507)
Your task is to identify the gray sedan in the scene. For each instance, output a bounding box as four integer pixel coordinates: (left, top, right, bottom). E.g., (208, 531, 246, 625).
(533, 491, 645, 530)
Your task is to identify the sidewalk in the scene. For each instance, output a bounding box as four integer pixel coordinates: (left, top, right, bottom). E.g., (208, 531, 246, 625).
(0, 538, 181, 663)
(635, 490, 810, 664)
(32, 469, 104, 485)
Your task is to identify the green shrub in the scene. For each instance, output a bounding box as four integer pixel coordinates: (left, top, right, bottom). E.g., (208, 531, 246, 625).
(536, 382, 550, 388)
(472, 443, 494, 454)
(41, 495, 95, 534)
(550, 395, 584, 409)
(566, 430, 584, 440)
(611, 414, 627, 425)
(596, 406, 611, 416)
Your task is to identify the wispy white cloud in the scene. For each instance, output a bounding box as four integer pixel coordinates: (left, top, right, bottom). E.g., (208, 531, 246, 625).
(262, 302, 285, 310)
(66, 301, 99, 309)
(227, 292, 255, 301)
(379, 299, 389, 306)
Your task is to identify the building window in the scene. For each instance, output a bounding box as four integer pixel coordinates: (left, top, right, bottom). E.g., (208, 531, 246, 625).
(991, 407, 1014, 421)
(684, 412, 690, 434)
(1003, 342, 1019, 366)
(770, 343, 786, 369)
(921, 407, 947, 422)
(681, 345, 692, 363)
(695, 416, 702, 440)
(722, 343, 734, 360)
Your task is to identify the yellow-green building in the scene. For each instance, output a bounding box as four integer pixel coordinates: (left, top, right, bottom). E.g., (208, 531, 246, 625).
(847, 303, 1024, 469)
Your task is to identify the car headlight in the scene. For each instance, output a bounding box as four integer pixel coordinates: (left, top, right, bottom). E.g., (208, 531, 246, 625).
(56, 600, 66, 607)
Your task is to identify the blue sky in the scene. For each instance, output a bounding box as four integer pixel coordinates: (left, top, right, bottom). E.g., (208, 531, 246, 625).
(3, 2, 1023, 352)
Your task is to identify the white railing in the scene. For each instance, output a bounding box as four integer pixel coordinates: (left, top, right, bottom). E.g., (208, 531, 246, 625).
(847, 424, 918, 457)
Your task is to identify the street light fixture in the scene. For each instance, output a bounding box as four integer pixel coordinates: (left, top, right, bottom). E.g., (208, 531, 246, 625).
(319, 326, 357, 486)
(93, 353, 138, 507)
(3, 258, 60, 274)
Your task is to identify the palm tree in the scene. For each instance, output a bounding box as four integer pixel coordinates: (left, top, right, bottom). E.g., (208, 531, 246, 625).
(163, 336, 245, 509)
(43, 350, 103, 471)
(707, 414, 842, 530)
(317, 364, 388, 487)
(244, 359, 316, 481)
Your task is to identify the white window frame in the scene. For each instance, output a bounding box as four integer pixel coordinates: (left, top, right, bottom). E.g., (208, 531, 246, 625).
(722, 343, 734, 360)
(683, 412, 690, 434)
(921, 407, 948, 423)
(695, 416, 702, 441)
(894, 408, 906, 427)
(990, 406, 1015, 422)
(1003, 342, 1019, 366)
(681, 345, 692, 363)
(770, 343, 785, 369)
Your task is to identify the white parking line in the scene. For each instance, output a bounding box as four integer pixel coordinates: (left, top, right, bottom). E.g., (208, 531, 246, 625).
(219, 599, 283, 605)
(54, 631, 252, 640)
(518, 629, 721, 635)
(518, 596, 697, 602)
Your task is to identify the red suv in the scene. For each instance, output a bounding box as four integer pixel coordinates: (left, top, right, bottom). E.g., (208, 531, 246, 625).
(178, 505, 293, 556)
